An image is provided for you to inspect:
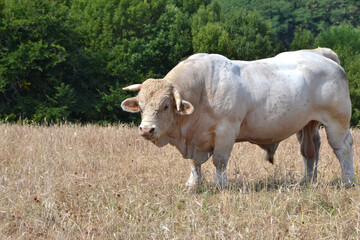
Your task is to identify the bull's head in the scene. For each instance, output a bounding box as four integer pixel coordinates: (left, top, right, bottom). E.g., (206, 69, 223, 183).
(121, 79, 194, 145)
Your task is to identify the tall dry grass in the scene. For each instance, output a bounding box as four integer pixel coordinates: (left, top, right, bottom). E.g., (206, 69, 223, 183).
(0, 123, 359, 239)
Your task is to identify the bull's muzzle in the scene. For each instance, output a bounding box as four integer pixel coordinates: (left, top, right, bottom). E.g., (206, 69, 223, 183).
(139, 125, 156, 139)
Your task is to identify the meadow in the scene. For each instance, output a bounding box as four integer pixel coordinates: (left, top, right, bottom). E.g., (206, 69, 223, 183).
(0, 123, 359, 239)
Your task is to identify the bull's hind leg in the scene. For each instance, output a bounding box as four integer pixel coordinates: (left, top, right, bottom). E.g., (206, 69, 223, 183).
(324, 123, 355, 187)
(297, 121, 321, 184)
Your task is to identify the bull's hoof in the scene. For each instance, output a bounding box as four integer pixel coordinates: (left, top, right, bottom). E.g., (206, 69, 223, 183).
(211, 181, 227, 189)
(300, 176, 317, 186)
(185, 179, 200, 189)
(344, 182, 355, 188)
(342, 176, 355, 188)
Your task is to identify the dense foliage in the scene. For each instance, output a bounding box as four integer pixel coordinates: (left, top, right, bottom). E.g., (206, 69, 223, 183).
(1, 0, 360, 125)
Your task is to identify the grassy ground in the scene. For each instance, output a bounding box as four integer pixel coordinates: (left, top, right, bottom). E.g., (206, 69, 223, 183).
(0, 123, 359, 239)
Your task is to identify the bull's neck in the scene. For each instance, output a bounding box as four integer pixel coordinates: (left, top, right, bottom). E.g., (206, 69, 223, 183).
(168, 113, 204, 161)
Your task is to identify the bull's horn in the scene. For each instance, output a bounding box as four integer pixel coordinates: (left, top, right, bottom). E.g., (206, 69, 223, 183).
(172, 88, 182, 111)
(122, 84, 142, 91)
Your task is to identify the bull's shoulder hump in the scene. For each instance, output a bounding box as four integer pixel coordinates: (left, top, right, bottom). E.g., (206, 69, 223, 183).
(178, 53, 238, 77)
(186, 53, 209, 61)
(183, 53, 231, 64)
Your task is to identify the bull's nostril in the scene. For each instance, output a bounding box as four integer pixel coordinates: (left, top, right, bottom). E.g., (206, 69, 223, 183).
(149, 128, 155, 134)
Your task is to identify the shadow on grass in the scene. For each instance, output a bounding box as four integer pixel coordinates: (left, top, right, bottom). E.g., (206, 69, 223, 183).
(193, 177, 356, 194)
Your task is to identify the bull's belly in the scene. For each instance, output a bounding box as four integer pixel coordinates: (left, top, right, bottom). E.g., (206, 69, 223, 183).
(237, 111, 313, 144)
(236, 128, 296, 144)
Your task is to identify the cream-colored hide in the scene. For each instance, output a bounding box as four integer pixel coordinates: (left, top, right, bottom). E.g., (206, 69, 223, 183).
(122, 48, 354, 188)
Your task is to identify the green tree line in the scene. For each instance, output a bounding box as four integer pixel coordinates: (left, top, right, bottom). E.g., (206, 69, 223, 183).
(1, 0, 360, 125)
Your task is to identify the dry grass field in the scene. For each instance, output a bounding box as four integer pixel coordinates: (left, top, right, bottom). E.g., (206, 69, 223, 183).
(0, 123, 360, 239)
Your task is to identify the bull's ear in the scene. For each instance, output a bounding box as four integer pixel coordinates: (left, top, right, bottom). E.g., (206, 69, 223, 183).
(121, 97, 140, 113)
(176, 100, 194, 115)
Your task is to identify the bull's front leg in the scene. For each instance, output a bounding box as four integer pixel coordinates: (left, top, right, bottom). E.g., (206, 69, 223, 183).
(185, 160, 202, 188)
(212, 121, 238, 188)
(212, 151, 230, 188)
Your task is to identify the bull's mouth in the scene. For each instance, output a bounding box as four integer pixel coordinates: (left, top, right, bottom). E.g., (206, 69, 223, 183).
(140, 135, 164, 147)
(139, 134, 158, 142)
(142, 135, 155, 141)
(141, 135, 168, 147)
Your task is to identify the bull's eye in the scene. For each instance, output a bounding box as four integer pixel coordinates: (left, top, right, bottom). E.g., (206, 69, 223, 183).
(164, 105, 169, 111)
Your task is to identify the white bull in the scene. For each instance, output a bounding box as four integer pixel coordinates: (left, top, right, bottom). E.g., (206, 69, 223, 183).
(121, 48, 355, 188)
